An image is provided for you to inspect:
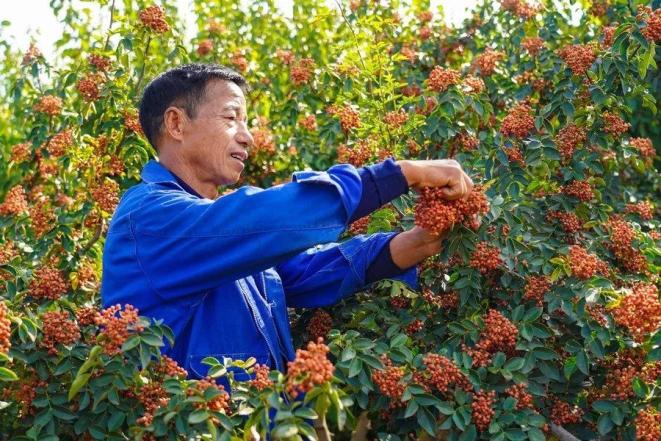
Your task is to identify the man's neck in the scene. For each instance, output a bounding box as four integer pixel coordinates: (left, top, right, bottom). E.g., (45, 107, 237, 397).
(157, 153, 219, 200)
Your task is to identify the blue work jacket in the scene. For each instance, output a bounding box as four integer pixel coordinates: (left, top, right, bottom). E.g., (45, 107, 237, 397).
(101, 160, 417, 380)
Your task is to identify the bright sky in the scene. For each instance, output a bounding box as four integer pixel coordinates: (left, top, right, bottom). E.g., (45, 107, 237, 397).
(1, 0, 479, 61)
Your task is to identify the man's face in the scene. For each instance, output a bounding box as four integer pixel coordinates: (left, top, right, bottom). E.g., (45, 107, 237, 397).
(181, 79, 253, 186)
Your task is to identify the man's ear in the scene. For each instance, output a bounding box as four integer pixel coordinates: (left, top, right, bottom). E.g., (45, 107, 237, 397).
(162, 106, 188, 142)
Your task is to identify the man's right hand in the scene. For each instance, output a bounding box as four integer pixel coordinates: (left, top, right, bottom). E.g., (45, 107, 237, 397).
(397, 159, 473, 200)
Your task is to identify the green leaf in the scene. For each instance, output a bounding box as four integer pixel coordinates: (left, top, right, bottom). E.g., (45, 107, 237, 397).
(504, 357, 525, 372)
(632, 378, 649, 398)
(563, 357, 577, 380)
(638, 42, 656, 78)
(592, 400, 615, 412)
(107, 412, 125, 431)
(404, 400, 419, 418)
(459, 424, 477, 441)
(416, 407, 436, 436)
(68, 373, 91, 401)
(597, 414, 613, 435)
(527, 428, 545, 441)
(188, 410, 209, 425)
(272, 423, 298, 439)
(0, 367, 18, 382)
(576, 351, 589, 375)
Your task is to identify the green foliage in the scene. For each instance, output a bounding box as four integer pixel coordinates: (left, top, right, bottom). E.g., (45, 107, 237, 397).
(0, 0, 659, 440)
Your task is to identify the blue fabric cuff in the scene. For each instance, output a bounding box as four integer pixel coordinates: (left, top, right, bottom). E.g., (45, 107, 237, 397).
(365, 234, 404, 284)
(349, 157, 409, 223)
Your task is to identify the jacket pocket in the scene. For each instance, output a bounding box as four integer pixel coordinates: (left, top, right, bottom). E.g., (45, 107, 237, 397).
(188, 353, 270, 382)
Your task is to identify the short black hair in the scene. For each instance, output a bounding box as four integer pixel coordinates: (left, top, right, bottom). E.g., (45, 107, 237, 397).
(138, 63, 249, 149)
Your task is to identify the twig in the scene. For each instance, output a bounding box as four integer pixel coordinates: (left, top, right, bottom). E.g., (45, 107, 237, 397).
(314, 414, 332, 441)
(103, 0, 116, 51)
(550, 423, 581, 441)
(77, 218, 105, 258)
(350, 411, 370, 441)
(134, 35, 152, 93)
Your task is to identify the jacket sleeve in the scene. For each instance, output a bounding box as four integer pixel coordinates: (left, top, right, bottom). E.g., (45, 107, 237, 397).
(276, 232, 418, 308)
(131, 165, 362, 299)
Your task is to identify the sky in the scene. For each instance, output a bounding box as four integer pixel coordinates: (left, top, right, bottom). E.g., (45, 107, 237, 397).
(1, 0, 480, 60)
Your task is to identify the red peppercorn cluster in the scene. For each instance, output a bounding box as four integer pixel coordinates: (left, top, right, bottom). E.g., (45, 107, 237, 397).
(471, 390, 496, 432)
(33, 95, 62, 116)
(29, 200, 54, 238)
(290, 57, 315, 86)
(372, 356, 406, 405)
(11, 142, 31, 163)
(250, 363, 274, 391)
(612, 283, 660, 343)
(639, 6, 661, 42)
(625, 201, 654, 220)
(154, 355, 187, 378)
(348, 215, 370, 235)
(606, 216, 647, 273)
(22, 43, 42, 66)
(196, 39, 213, 56)
(41, 311, 80, 356)
(557, 44, 597, 76)
(414, 186, 489, 235)
(136, 381, 169, 426)
(276, 49, 294, 65)
(550, 399, 583, 425)
(0, 301, 10, 354)
(250, 126, 276, 154)
(506, 384, 534, 409)
(602, 111, 630, 137)
(471, 48, 504, 76)
(479, 309, 518, 354)
(585, 303, 608, 326)
(462, 75, 486, 94)
(76, 73, 103, 102)
(500, 103, 535, 138)
(338, 141, 371, 167)
(0, 241, 18, 266)
(419, 26, 432, 40)
(299, 114, 317, 131)
(601, 25, 616, 47)
(629, 137, 655, 159)
(455, 132, 480, 151)
(106, 155, 125, 176)
(422, 353, 471, 393)
(417, 10, 433, 22)
(124, 110, 144, 135)
(46, 129, 73, 157)
(75, 306, 98, 327)
(547, 210, 582, 234)
(390, 296, 410, 309)
(422, 289, 459, 309)
(635, 406, 661, 441)
(383, 110, 408, 128)
(405, 319, 424, 335)
(307, 309, 332, 341)
(555, 123, 587, 162)
(524, 275, 551, 306)
(13, 377, 48, 416)
(400, 84, 421, 97)
(561, 180, 594, 202)
(500, 0, 537, 19)
(0, 185, 29, 216)
(333, 105, 360, 132)
(469, 242, 502, 274)
(94, 304, 143, 355)
(285, 338, 334, 398)
(230, 50, 248, 72)
(521, 37, 545, 56)
(189, 376, 231, 414)
(427, 66, 460, 93)
(88, 54, 110, 71)
(30, 266, 68, 300)
(504, 147, 525, 166)
(590, 0, 609, 17)
(139, 5, 170, 33)
(91, 178, 120, 213)
(399, 45, 416, 63)
(568, 245, 608, 279)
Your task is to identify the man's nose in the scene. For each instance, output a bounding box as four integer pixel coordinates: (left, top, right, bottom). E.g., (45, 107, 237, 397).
(235, 121, 254, 149)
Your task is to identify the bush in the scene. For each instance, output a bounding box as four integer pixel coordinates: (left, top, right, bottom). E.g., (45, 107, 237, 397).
(0, 1, 659, 440)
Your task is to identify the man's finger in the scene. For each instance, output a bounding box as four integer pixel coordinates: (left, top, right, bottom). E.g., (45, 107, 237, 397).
(440, 184, 465, 200)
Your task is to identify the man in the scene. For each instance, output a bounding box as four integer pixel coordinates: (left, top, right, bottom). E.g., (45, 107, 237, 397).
(100, 64, 473, 382)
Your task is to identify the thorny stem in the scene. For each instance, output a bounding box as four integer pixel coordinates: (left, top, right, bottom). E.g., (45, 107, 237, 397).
(134, 35, 152, 94)
(77, 218, 105, 258)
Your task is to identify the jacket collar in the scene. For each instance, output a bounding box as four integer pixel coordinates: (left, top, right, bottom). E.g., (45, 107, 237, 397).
(141, 159, 178, 185)
(140, 159, 204, 198)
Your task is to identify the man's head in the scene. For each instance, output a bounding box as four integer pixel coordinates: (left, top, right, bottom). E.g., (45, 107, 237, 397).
(139, 63, 254, 186)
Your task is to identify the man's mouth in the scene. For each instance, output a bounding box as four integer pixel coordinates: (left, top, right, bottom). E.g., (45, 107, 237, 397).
(230, 151, 247, 162)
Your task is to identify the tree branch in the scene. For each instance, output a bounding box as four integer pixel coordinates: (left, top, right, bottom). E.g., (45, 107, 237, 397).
(550, 423, 580, 441)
